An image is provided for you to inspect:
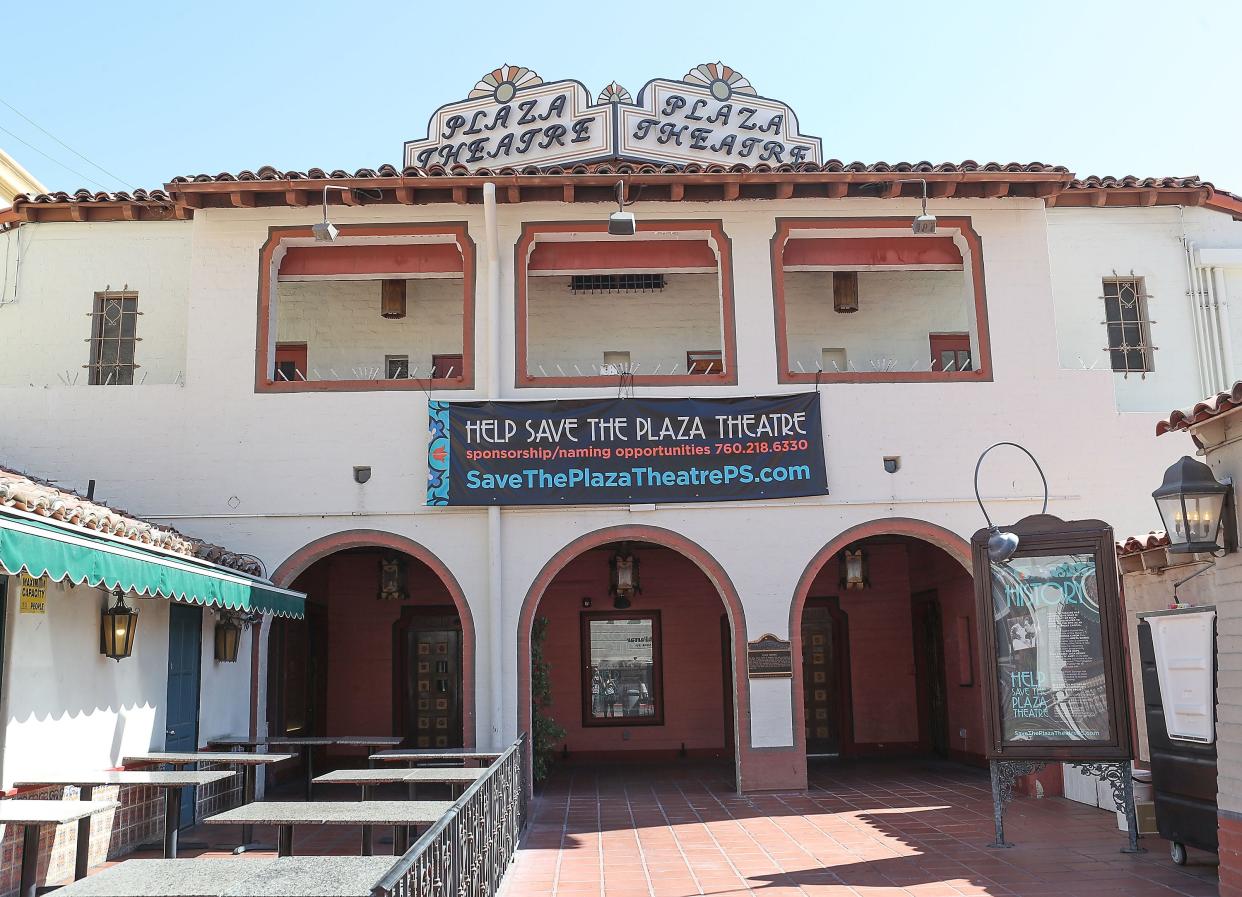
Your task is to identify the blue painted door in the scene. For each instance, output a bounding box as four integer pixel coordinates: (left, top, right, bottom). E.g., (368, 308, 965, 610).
(165, 603, 202, 828)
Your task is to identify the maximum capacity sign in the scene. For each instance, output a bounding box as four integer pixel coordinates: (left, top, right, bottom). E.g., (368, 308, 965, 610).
(426, 393, 827, 506)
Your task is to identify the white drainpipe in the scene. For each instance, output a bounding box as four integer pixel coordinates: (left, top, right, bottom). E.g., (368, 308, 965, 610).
(483, 183, 504, 750)
(1194, 254, 1222, 391)
(1212, 265, 1236, 388)
(1183, 240, 1211, 396)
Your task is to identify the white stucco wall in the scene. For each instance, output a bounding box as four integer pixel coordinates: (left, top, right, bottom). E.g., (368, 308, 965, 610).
(1046, 205, 1242, 412)
(0, 222, 192, 387)
(783, 269, 970, 373)
(276, 277, 464, 379)
(0, 576, 251, 788)
(0, 194, 1225, 772)
(526, 272, 722, 376)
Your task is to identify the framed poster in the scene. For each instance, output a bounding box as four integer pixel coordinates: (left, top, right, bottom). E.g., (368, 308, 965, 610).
(972, 515, 1132, 760)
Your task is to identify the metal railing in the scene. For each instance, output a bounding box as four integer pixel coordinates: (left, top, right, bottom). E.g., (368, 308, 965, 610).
(373, 736, 528, 897)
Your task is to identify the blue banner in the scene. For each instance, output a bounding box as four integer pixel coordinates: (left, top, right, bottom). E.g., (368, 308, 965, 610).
(427, 393, 826, 506)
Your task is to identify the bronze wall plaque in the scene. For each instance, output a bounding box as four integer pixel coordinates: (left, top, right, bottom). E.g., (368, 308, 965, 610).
(747, 633, 793, 679)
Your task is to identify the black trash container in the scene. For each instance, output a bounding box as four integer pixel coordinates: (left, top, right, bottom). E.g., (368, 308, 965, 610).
(1138, 611, 1218, 865)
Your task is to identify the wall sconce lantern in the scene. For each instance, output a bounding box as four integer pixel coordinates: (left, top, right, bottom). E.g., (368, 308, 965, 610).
(214, 612, 244, 663)
(381, 279, 407, 319)
(609, 547, 641, 609)
(379, 553, 409, 601)
(100, 589, 138, 661)
(841, 547, 868, 590)
(1153, 456, 1233, 555)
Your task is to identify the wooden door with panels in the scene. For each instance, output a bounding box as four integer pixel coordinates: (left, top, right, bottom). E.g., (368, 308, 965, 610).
(395, 607, 464, 748)
(801, 598, 852, 757)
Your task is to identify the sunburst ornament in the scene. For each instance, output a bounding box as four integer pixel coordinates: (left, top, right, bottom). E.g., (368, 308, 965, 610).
(470, 65, 542, 103)
(682, 62, 755, 101)
(597, 81, 632, 104)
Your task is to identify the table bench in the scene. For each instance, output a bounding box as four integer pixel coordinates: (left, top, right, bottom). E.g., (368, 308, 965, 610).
(14, 770, 234, 871)
(203, 799, 453, 856)
(0, 799, 117, 897)
(123, 751, 293, 849)
(368, 749, 500, 767)
(210, 736, 403, 799)
(47, 855, 396, 897)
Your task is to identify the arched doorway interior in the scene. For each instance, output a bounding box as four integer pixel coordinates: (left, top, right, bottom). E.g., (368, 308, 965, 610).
(792, 521, 982, 765)
(518, 526, 749, 791)
(268, 532, 475, 778)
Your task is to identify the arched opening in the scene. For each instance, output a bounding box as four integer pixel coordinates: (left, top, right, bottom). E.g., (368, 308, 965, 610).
(268, 531, 475, 780)
(518, 526, 748, 791)
(791, 520, 984, 769)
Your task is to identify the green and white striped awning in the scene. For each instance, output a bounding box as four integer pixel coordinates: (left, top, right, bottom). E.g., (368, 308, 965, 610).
(0, 511, 304, 618)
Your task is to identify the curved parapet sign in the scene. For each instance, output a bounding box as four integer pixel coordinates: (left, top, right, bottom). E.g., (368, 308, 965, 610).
(403, 62, 823, 171)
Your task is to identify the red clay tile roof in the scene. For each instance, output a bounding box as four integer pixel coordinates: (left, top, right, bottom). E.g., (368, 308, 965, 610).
(163, 160, 1072, 182)
(0, 465, 264, 576)
(1116, 531, 1170, 557)
(1157, 381, 1242, 436)
(4, 160, 1241, 225)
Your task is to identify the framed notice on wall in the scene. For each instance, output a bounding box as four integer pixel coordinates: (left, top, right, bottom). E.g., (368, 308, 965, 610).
(972, 515, 1132, 761)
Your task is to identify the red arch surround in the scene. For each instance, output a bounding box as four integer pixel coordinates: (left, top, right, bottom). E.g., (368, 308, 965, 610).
(271, 529, 477, 748)
(787, 517, 972, 766)
(518, 525, 759, 792)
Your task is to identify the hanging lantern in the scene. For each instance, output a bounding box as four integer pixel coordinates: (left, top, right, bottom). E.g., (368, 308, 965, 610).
(381, 279, 407, 319)
(379, 553, 409, 601)
(1153, 456, 1232, 554)
(833, 271, 859, 314)
(214, 612, 244, 663)
(100, 589, 139, 661)
(609, 547, 641, 609)
(841, 547, 867, 590)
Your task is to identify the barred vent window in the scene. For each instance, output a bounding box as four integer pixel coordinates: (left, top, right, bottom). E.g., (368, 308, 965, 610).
(1102, 277, 1154, 375)
(570, 274, 666, 294)
(86, 290, 141, 385)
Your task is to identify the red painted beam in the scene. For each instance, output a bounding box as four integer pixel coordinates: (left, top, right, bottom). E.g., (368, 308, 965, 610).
(528, 240, 716, 272)
(279, 243, 463, 277)
(784, 236, 962, 268)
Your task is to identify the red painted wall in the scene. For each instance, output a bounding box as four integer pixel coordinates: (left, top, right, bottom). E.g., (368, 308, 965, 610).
(537, 546, 731, 758)
(294, 550, 456, 738)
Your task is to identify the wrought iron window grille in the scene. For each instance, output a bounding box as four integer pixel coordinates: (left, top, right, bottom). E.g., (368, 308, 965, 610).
(83, 289, 142, 386)
(1100, 275, 1156, 378)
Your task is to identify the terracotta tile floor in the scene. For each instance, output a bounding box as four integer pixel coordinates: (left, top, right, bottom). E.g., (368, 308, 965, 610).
(500, 759, 1220, 897)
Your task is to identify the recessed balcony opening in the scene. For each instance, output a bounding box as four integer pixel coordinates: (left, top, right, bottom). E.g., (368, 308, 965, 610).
(775, 222, 991, 383)
(261, 230, 474, 391)
(518, 226, 735, 386)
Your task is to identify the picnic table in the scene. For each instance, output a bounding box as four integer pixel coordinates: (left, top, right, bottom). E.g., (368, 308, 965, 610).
(209, 735, 403, 799)
(313, 766, 484, 844)
(369, 748, 501, 767)
(48, 855, 396, 897)
(0, 799, 118, 897)
(203, 799, 452, 857)
(14, 770, 234, 870)
(123, 751, 293, 848)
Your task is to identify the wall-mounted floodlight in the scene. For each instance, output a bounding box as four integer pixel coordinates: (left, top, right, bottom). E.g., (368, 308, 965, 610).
(973, 441, 1049, 563)
(608, 180, 636, 236)
(904, 178, 937, 234)
(313, 185, 351, 242)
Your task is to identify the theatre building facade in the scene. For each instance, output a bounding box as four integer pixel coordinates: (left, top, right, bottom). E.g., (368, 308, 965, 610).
(5, 62, 1242, 794)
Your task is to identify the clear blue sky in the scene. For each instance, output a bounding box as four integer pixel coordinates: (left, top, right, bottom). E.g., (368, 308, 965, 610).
(8, 0, 1240, 195)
